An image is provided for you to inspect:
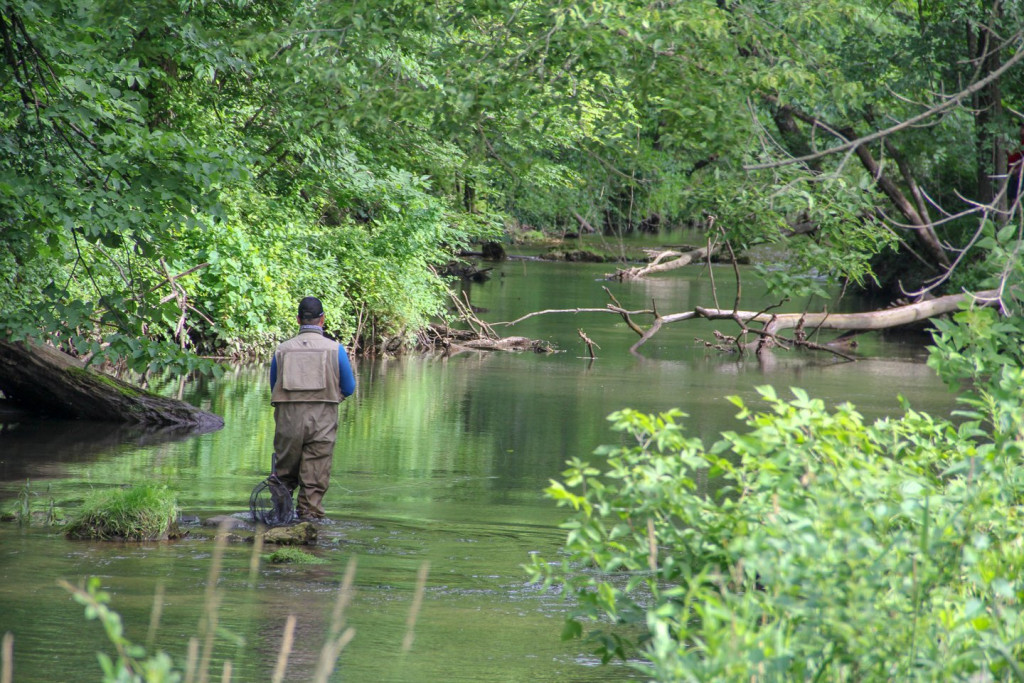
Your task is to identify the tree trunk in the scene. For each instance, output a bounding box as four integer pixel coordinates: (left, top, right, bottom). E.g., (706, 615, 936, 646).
(693, 290, 997, 336)
(772, 104, 822, 174)
(848, 139, 951, 269)
(971, 4, 1007, 217)
(0, 340, 224, 430)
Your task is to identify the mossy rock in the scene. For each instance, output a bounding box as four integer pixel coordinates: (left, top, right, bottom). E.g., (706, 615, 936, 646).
(267, 547, 326, 564)
(261, 522, 317, 545)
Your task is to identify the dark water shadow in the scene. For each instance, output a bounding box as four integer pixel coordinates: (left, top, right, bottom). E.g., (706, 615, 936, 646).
(0, 415, 209, 486)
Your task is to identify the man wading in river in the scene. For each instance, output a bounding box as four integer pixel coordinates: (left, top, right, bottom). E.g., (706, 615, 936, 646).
(270, 296, 356, 521)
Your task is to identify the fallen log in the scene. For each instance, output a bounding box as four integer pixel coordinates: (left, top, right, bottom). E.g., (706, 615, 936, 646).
(417, 323, 553, 354)
(693, 290, 1001, 336)
(497, 288, 1002, 358)
(608, 245, 720, 281)
(0, 339, 224, 430)
(457, 336, 553, 352)
(631, 289, 1000, 354)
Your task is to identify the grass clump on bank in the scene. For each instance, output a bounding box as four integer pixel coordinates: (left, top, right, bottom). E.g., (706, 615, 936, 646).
(267, 547, 326, 564)
(65, 485, 180, 541)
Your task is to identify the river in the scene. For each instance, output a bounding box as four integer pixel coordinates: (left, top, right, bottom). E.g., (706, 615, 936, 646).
(0, 253, 956, 681)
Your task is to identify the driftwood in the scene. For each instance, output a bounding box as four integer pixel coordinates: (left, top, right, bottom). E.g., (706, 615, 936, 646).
(571, 210, 598, 234)
(458, 336, 554, 352)
(0, 339, 224, 430)
(417, 323, 553, 355)
(425, 290, 556, 355)
(577, 329, 599, 359)
(608, 244, 721, 281)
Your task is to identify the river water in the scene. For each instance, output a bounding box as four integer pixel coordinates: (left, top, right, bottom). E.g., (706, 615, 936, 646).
(0, 254, 956, 681)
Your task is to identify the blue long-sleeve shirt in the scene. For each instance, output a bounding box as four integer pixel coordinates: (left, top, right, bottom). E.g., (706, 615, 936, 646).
(270, 329, 356, 399)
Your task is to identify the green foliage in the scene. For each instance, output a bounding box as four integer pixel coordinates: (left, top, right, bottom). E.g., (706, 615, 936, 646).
(0, 0, 499, 368)
(532, 379, 1024, 680)
(928, 306, 1024, 393)
(927, 229, 1024, 399)
(65, 485, 179, 541)
(2, 0, 1019, 369)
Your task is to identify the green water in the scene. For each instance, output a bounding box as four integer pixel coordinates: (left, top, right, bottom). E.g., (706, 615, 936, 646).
(0, 257, 956, 682)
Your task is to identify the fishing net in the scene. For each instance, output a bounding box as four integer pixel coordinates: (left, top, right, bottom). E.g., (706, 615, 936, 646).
(249, 474, 295, 527)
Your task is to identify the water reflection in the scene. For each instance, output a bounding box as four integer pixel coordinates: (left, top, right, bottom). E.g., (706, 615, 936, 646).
(0, 418, 211, 482)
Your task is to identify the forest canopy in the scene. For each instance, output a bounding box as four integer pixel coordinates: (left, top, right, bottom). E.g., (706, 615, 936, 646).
(0, 0, 1021, 372)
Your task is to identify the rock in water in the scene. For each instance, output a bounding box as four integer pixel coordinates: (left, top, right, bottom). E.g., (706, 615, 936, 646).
(261, 522, 317, 545)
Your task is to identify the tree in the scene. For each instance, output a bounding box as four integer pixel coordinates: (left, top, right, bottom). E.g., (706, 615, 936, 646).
(0, 0, 497, 373)
(2, 0, 1021, 378)
(445, 0, 1022, 302)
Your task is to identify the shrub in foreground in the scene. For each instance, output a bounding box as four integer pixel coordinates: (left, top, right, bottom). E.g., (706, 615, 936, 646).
(532, 379, 1024, 681)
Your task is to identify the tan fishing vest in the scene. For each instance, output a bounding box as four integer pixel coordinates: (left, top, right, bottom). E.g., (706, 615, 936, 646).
(270, 330, 343, 404)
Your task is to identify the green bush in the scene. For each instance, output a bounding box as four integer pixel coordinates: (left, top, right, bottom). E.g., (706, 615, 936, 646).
(65, 485, 180, 541)
(531, 380, 1024, 680)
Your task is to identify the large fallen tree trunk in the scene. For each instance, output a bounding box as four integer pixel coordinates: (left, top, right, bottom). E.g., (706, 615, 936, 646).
(499, 288, 1002, 358)
(632, 289, 1001, 354)
(694, 291, 997, 336)
(0, 340, 224, 430)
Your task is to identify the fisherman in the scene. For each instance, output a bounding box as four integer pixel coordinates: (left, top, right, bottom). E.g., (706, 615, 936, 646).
(269, 296, 356, 521)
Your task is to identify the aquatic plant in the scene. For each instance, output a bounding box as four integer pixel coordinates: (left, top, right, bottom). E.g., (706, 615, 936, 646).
(13, 480, 32, 523)
(65, 485, 179, 541)
(267, 547, 326, 565)
(0, 480, 35, 524)
(1, 480, 63, 526)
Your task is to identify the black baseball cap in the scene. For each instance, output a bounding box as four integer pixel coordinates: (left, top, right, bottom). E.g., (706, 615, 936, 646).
(298, 296, 324, 318)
